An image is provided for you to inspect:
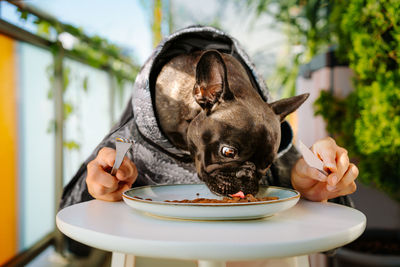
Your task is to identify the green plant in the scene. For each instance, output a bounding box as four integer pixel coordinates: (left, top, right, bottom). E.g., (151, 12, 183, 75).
(16, 6, 139, 85)
(15, 4, 140, 151)
(315, 0, 400, 200)
(246, 0, 333, 96)
(248, 0, 400, 200)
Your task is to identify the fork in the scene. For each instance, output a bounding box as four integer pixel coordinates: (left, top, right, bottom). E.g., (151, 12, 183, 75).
(110, 137, 134, 176)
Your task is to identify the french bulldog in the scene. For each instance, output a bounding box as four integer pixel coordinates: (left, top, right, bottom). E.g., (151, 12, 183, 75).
(155, 50, 309, 196)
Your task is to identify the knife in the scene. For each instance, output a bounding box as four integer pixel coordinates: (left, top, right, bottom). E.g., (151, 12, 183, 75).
(298, 140, 328, 176)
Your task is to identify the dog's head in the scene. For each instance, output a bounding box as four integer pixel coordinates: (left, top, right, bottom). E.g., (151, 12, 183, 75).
(187, 50, 309, 196)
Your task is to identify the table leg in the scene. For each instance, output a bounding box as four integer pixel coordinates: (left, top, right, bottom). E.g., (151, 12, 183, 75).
(198, 260, 226, 267)
(111, 252, 135, 267)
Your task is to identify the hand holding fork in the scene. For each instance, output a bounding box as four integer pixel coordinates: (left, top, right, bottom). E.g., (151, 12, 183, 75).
(86, 138, 138, 201)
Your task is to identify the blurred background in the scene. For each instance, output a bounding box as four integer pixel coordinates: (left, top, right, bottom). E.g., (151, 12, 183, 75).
(0, 0, 399, 266)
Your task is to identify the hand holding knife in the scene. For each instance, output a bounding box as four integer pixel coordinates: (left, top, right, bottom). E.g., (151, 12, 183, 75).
(291, 138, 358, 201)
(298, 140, 329, 177)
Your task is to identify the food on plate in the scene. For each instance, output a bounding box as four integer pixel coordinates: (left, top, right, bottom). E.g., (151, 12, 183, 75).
(165, 194, 279, 203)
(133, 193, 279, 203)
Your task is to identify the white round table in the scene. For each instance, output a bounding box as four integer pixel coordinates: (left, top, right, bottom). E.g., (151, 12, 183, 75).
(56, 199, 366, 267)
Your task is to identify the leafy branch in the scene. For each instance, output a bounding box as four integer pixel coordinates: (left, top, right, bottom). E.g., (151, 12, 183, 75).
(314, 0, 400, 201)
(13, 2, 140, 152)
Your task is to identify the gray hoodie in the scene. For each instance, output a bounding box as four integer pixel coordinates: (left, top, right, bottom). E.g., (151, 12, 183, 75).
(60, 26, 352, 209)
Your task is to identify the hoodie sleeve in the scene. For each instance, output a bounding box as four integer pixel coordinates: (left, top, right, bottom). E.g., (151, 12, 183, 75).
(59, 98, 135, 210)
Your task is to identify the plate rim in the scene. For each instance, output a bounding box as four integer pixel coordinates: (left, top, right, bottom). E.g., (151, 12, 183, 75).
(122, 184, 300, 207)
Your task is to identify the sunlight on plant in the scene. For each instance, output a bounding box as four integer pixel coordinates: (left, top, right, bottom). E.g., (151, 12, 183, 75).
(314, 0, 400, 201)
(248, 0, 400, 200)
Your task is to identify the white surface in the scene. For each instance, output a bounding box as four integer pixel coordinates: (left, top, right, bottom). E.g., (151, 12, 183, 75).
(123, 185, 300, 220)
(111, 252, 135, 267)
(56, 199, 366, 261)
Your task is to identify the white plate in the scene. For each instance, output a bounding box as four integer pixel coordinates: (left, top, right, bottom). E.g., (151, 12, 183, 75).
(123, 184, 300, 220)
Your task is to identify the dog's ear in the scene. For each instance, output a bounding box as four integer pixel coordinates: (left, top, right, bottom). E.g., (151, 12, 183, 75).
(193, 50, 234, 113)
(269, 93, 310, 122)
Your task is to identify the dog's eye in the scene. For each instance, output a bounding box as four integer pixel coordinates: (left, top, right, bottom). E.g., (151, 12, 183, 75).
(221, 146, 237, 158)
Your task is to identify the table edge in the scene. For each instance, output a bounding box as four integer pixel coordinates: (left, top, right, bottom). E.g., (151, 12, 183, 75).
(56, 201, 367, 261)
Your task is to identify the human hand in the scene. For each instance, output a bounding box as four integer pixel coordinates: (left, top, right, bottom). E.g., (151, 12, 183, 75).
(86, 147, 138, 201)
(291, 137, 359, 202)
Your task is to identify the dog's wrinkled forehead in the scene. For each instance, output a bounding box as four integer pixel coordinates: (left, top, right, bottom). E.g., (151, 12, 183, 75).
(212, 101, 272, 125)
(189, 103, 281, 165)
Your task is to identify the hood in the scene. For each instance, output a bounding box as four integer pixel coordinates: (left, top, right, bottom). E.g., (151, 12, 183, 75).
(132, 25, 291, 161)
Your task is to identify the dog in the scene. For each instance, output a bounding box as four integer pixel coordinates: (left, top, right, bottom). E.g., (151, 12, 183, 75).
(155, 50, 309, 196)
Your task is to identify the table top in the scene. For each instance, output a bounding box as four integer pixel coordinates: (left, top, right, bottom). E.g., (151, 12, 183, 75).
(56, 199, 366, 261)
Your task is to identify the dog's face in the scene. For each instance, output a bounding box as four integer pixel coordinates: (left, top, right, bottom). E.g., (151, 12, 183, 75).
(187, 103, 281, 196)
(187, 51, 309, 196)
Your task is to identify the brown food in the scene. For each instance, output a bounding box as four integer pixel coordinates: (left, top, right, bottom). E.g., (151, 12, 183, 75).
(164, 194, 279, 203)
(133, 194, 279, 203)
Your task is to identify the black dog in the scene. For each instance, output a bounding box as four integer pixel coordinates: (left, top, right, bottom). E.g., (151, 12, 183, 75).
(155, 50, 309, 196)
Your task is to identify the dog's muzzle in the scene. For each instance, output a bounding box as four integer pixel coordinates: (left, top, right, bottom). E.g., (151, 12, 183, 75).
(202, 161, 261, 196)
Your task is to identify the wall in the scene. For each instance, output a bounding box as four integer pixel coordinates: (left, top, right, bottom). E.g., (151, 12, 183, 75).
(295, 67, 330, 147)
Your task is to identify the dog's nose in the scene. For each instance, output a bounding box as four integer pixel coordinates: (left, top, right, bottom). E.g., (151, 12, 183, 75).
(235, 161, 256, 179)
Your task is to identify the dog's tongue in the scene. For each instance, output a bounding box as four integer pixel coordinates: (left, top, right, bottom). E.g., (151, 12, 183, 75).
(229, 191, 245, 199)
